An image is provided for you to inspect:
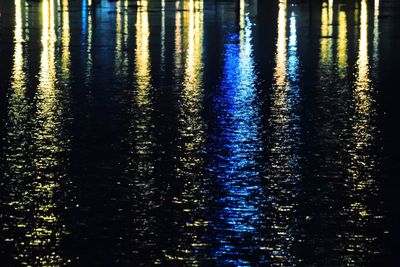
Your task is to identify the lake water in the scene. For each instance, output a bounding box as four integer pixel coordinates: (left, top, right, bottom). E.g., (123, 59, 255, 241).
(0, 0, 399, 265)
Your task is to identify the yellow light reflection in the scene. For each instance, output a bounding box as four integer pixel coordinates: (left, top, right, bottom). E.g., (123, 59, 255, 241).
(320, 0, 333, 64)
(61, 0, 70, 78)
(116, 0, 121, 54)
(356, 0, 370, 99)
(12, 0, 25, 92)
(272, 0, 290, 202)
(19, 0, 69, 264)
(342, 0, 382, 263)
(129, 1, 158, 261)
(163, 1, 208, 263)
(240, 0, 245, 30)
(274, 0, 287, 88)
(174, 0, 206, 263)
(32, 0, 59, 255)
(115, 0, 128, 77)
(135, 0, 151, 107)
(4, 1, 32, 265)
(133, 0, 154, 189)
(337, 7, 347, 77)
(353, 0, 371, 183)
(7, 0, 28, 211)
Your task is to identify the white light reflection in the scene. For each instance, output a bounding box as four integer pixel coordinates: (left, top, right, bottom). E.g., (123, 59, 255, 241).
(85, 0, 93, 86)
(267, 0, 301, 264)
(175, 0, 183, 76)
(161, 0, 166, 69)
(373, 0, 380, 68)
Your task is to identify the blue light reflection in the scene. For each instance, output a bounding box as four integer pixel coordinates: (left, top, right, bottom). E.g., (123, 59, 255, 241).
(209, 5, 266, 266)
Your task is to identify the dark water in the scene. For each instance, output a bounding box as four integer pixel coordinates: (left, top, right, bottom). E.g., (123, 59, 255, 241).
(0, 0, 399, 265)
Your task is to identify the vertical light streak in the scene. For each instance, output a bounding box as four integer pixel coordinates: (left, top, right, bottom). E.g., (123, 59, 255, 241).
(116, 0, 121, 55)
(170, 0, 207, 263)
(135, 0, 150, 108)
(131, 0, 152, 185)
(85, 0, 93, 86)
(32, 0, 58, 256)
(82, 0, 87, 33)
(329, 0, 333, 24)
(320, 0, 333, 64)
(211, 1, 265, 265)
(115, 0, 129, 78)
(14, 0, 70, 265)
(356, 0, 369, 96)
(3, 1, 31, 264)
(239, 0, 245, 30)
(275, 0, 287, 88)
(344, 0, 372, 262)
(341, 0, 383, 264)
(267, 0, 301, 264)
(124, 0, 128, 57)
(7, 0, 28, 218)
(127, 1, 158, 263)
(373, 0, 380, 67)
(352, 0, 371, 194)
(11, 0, 25, 93)
(10, 0, 26, 101)
(161, 0, 166, 68)
(1, 2, 30, 265)
(175, 1, 182, 75)
(61, 0, 70, 79)
(337, 7, 347, 77)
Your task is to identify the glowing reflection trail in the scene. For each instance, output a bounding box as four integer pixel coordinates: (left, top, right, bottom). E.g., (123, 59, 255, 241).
(209, 1, 267, 265)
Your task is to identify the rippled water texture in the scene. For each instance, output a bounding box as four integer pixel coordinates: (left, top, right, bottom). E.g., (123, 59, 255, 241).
(1, 0, 399, 265)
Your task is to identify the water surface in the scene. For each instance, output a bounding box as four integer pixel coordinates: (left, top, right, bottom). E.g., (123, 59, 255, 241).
(0, 0, 399, 265)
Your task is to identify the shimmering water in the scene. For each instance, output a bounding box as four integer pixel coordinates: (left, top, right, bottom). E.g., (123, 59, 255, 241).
(0, 0, 399, 265)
